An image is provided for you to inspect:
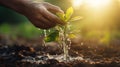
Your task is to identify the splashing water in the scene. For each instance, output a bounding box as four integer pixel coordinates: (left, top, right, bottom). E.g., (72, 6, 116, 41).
(40, 7, 82, 62)
(22, 54, 84, 64)
(39, 23, 73, 62)
(43, 30, 47, 37)
(42, 30, 47, 46)
(55, 24, 72, 62)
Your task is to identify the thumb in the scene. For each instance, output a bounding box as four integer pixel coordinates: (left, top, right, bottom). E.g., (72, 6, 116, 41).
(43, 2, 64, 14)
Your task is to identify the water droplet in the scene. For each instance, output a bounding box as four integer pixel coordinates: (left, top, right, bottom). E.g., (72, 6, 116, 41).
(48, 30, 51, 32)
(38, 28, 41, 30)
(43, 30, 47, 37)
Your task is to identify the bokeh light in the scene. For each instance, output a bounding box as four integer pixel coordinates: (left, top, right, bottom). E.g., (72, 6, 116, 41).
(86, 0, 111, 8)
(72, 0, 83, 8)
(72, 0, 112, 8)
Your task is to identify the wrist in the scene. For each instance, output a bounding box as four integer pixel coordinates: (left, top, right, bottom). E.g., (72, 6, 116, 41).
(0, 0, 32, 14)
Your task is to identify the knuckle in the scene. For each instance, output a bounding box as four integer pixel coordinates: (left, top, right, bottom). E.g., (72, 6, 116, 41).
(54, 6, 60, 9)
(42, 2, 50, 6)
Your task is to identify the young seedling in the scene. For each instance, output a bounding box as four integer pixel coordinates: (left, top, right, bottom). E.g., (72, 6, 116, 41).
(44, 7, 81, 61)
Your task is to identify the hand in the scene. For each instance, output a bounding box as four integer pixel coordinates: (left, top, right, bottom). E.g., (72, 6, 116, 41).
(22, 2, 64, 29)
(0, 0, 64, 29)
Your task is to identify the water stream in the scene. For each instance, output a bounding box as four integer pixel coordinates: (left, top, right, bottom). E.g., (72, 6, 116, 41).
(41, 30, 47, 47)
(38, 21, 80, 62)
(22, 26, 85, 63)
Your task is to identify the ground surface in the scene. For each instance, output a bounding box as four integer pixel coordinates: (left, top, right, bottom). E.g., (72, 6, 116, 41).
(0, 35, 120, 67)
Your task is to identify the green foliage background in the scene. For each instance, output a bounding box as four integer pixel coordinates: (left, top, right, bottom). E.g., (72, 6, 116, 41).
(0, 0, 120, 42)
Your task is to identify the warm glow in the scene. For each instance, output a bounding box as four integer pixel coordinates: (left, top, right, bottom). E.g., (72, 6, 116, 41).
(72, 0, 111, 8)
(72, 0, 83, 8)
(86, 0, 111, 8)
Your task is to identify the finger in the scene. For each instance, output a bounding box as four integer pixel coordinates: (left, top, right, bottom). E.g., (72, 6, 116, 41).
(32, 21, 46, 29)
(40, 8, 64, 25)
(28, 17, 47, 29)
(43, 2, 64, 14)
(37, 15, 57, 28)
(37, 16, 56, 27)
(29, 15, 56, 29)
(26, 7, 57, 29)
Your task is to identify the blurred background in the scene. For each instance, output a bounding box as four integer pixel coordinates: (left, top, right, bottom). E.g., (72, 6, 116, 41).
(0, 0, 120, 45)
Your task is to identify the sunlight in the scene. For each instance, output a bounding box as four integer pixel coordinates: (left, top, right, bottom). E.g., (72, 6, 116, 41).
(72, 0, 111, 8)
(72, 0, 83, 8)
(86, 0, 111, 8)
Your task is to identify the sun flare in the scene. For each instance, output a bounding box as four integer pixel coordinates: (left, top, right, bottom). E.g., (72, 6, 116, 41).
(72, 0, 111, 8)
(72, 0, 83, 8)
(86, 0, 111, 8)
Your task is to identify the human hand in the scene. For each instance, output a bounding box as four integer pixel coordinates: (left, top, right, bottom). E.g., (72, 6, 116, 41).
(0, 0, 64, 29)
(22, 2, 64, 29)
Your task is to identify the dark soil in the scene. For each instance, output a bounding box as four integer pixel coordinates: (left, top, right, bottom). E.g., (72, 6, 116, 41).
(0, 35, 120, 67)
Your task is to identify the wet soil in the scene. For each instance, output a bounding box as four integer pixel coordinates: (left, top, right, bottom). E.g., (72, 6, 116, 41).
(0, 35, 120, 67)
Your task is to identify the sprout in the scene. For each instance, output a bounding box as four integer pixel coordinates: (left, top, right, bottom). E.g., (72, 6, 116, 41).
(43, 7, 82, 61)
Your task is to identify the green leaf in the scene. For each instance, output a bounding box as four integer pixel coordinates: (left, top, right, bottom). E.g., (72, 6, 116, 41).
(65, 7, 74, 22)
(68, 33, 76, 38)
(69, 16, 82, 22)
(44, 30, 59, 42)
(56, 13, 65, 21)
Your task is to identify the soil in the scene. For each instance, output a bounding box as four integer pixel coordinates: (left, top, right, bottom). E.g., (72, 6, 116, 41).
(0, 35, 120, 67)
